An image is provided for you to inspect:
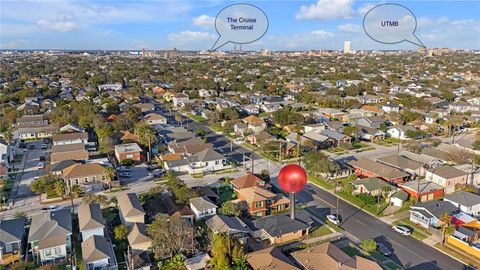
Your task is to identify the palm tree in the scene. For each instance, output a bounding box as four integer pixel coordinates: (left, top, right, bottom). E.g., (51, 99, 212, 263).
(175, 113, 183, 126)
(103, 166, 116, 191)
(440, 213, 456, 245)
(54, 179, 67, 199)
(71, 184, 82, 198)
(135, 122, 156, 162)
(344, 125, 359, 141)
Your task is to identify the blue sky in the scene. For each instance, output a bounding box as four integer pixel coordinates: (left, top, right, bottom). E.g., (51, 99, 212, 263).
(1, 0, 479, 50)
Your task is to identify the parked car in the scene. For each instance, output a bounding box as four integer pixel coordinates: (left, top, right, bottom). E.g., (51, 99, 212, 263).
(392, 225, 412, 236)
(41, 143, 48, 149)
(149, 168, 165, 177)
(326, 214, 340, 225)
(39, 156, 46, 161)
(377, 243, 392, 256)
(37, 162, 45, 169)
(41, 205, 62, 212)
(33, 176, 39, 181)
(117, 166, 131, 172)
(147, 164, 161, 171)
(118, 172, 132, 178)
(29, 144, 35, 150)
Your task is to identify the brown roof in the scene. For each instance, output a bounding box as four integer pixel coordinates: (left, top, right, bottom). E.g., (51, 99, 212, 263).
(121, 131, 140, 142)
(360, 105, 382, 113)
(144, 113, 166, 121)
(81, 235, 114, 264)
(118, 193, 145, 219)
(428, 165, 468, 179)
(237, 186, 276, 203)
(51, 143, 86, 154)
(243, 115, 265, 125)
(231, 173, 270, 190)
(349, 157, 409, 180)
(292, 242, 381, 270)
(153, 86, 166, 94)
(52, 132, 88, 142)
(246, 246, 299, 270)
(62, 163, 104, 178)
(128, 223, 151, 246)
(78, 203, 105, 232)
(159, 153, 183, 161)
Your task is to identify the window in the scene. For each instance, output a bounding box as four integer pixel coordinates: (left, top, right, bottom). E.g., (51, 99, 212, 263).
(84, 177, 88, 183)
(254, 201, 264, 208)
(75, 179, 79, 185)
(54, 247, 61, 254)
(127, 154, 134, 158)
(45, 249, 51, 256)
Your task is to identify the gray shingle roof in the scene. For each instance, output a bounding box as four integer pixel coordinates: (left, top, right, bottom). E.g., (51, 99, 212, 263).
(412, 200, 457, 219)
(205, 215, 250, 234)
(444, 192, 480, 207)
(189, 196, 217, 212)
(78, 203, 106, 232)
(81, 235, 115, 264)
(0, 217, 26, 245)
(249, 211, 313, 237)
(28, 209, 72, 249)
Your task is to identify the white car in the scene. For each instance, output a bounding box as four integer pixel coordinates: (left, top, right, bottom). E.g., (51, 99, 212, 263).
(33, 176, 39, 181)
(392, 225, 412, 236)
(41, 205, 62, 212)
(118, 172, 132, 178)
(37, 162, 45, 169)
(117, 166, 131, 172)
(327, 214, 340, 225)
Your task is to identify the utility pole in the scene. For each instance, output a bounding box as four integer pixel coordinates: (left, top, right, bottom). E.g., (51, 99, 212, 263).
(251, 151, 254, 174)
(279, 141, 282, 163)
(335, 179, 339, 219)
(230, 140, 233, 153)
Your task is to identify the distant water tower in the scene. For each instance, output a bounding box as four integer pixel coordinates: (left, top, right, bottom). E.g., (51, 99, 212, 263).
(343, 41, 351, 54)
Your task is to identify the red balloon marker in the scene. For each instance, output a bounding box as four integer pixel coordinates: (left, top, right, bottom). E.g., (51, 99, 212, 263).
(278, 164, 307, 193)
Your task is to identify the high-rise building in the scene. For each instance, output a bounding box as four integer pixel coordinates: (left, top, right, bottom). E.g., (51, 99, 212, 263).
(343, 41, 351, 54)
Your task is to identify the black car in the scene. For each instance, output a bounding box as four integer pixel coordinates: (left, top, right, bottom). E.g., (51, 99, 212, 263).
(377, 243, 392, 256)
(39, 156, 46, 161)
(28, 144, 35, 149)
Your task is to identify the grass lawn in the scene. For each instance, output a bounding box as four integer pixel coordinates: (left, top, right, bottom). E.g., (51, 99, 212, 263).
(309, 176, 335, 190)
(309, 225, 332, 238)
(374, 137, 400, 146)
(434, 243, 480, 268)
(337, 191, 387, 217)
(393, 217, 432, 241)
(187, 114, 206, 122)
(352, 141, 370, 149)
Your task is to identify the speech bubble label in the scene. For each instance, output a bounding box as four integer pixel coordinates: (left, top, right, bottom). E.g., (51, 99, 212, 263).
(211, 3, 269, 51)
(363, 3, 426, 48)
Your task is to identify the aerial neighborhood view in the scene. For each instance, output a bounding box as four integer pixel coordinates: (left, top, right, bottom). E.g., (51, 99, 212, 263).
(0, 0, 479, 270)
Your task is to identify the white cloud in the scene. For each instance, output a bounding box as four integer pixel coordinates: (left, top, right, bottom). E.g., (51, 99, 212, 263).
(192, 15, 215, 29)
(436, 16, 449, 24)
(37, 18, 80, 32)
(168, 31, 215, 42)
(0, 39, 30, 49)
(296, 0, 355, 20)
(311, 30, 335, 39)
(357, 2, 376, 16)
(450, 19, 475, 25)
(338, 23, 362, 33)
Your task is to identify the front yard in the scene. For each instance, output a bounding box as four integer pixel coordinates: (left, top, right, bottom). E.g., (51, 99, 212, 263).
(392, 217, 432, 241)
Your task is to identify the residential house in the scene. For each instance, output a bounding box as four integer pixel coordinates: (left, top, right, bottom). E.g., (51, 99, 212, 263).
(173, 93, 190, 107)
(246, 247, 299, 270)
(444, 192, 480, 216)
(15, 114, 48, 127)
(115, 143, 143, 163)
(349, 157, 409, 183)
(390, 190, 410, 207)
(355, 116, 384, 129)
(52, 132, 88, 146)
(13, 126, 58, 140)
(426, 166, 469, 194)
(247, 211, 313, 245)
(320, 129, 351, 146)
(351, 177, 395, 196)
(241, 104, 259, 115)
(186, 148, 227, 175)
(387, 125, 419, 140)
(382, 104, 401, 114)
(376, 154, 426, 177)
(128, 251, 152, 270)
(28, 209, 72, 264)
(51, 143, 89, 164)
(189, 196, 217, 220)
(410, 200, 457, 229)
(399, 180, 444, 202)
(236, 186, 290, 218)
(242, 115, 267, 133)
(98, 83, 123, 91)
(0, 218, 26, 265)
(301, 131, 331, 149)
(61, 163, 106, 191)
(247, 131, 275, 145)
(118, 193, 145, 226)
(144, 113, 167, 125)
(357, 125, 386, 142)
(78, 203, 106, 241)
(135, 103, 155, 114)
(230, 172, 271, 191)
(205, 215, 250, 244)
(292, 242, 382, 270)
(128, 223, 151, 252)
(81, 235, 117, 270)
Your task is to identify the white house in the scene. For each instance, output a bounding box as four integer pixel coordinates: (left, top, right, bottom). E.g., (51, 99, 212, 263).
(189, 197, 218, 220)
(82, 235, 117, 270)
(172, 93, 189, 107)
(144, 113, 167, 125)
(426, 166, 469, 194)
(444, 192, 480, 216)
(52, 132, 88, 146)
(387, 125, 418, 140)
(78, 203, 106, 241)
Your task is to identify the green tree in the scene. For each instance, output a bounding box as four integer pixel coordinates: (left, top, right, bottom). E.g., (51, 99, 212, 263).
(303, 151, 339, 177)
(53, 179, 67, 199)
(147, 214, 193, 259)
(103, 166, 116, 190)
(219, 201, 241, 217)
(440, 213, 456, 245)
(114, 224, 128, 241)
(160, 254, 186, 270)
(211, 233, 232, 270)
(82, 194, 108, 207)
(343, 126, 359, 141)
(71, 184, 82, 198)
(135, 122, 156, 162)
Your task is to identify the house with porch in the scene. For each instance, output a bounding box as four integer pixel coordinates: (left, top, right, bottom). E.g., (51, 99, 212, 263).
(0, 217, 26, 265)
(409, 200, 457, 229)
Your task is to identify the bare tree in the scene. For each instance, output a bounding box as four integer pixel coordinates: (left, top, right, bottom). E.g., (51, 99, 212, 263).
(147, 214, 194, 259)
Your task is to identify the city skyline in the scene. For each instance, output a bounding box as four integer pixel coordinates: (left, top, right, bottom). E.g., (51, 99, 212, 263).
(1, 0, 480, 51)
